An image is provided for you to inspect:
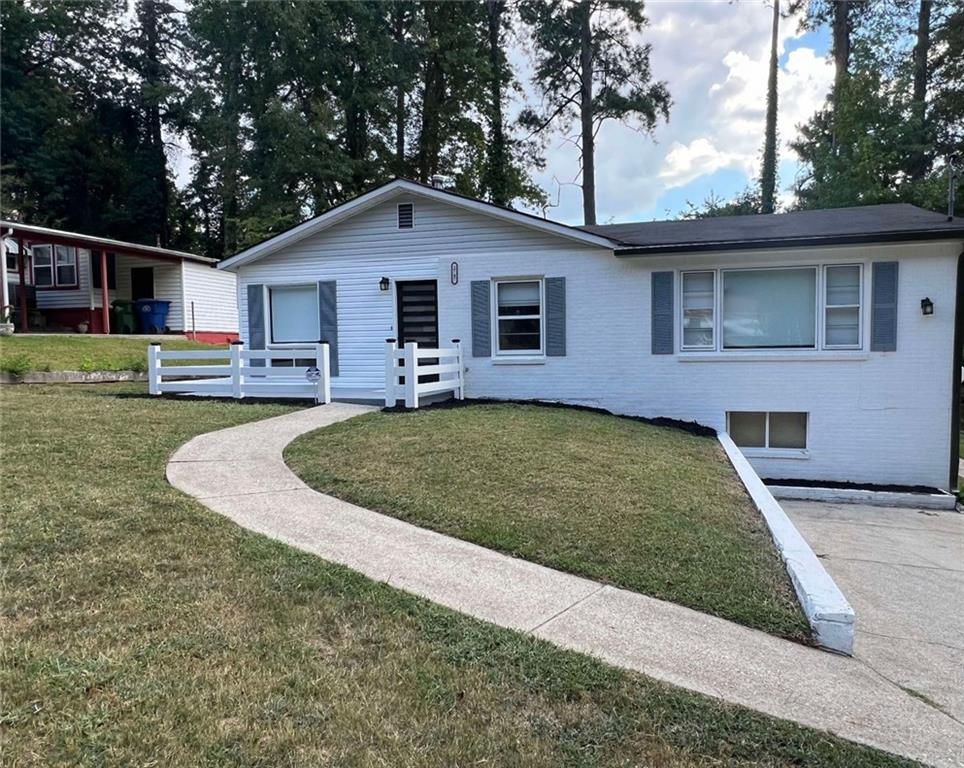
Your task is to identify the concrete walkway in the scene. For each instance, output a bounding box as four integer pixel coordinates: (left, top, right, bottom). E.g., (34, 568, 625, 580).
(168, 404, 964, 768)
(785, 500, 964, 724)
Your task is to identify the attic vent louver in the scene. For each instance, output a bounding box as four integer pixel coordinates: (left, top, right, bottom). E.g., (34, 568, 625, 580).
(397, 203, 414, 230)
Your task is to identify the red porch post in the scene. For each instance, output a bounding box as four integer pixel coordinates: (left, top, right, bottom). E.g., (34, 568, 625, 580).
(16, 236, 28, 331)
(100, 249, 110, 334)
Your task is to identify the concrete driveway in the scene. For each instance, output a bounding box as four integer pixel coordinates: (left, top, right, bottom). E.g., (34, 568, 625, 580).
(784, 500, 964, 724)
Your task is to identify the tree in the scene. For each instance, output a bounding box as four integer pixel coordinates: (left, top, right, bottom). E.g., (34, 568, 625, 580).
(681, 188, 764, 219)
(520, 0, 670, 225)
(760, 0, 781, 214)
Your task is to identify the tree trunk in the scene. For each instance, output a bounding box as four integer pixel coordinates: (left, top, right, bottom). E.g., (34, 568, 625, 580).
(221, 47, 242, 256)
(760, 0, 780, 214)
(578, 0, 596, 226)
(139, 0, 169, 247)
(910, 0, 932, 180)
(485, 0, 508, 205)
(392, 4, 407, 177)
(416, 7, 445, 183)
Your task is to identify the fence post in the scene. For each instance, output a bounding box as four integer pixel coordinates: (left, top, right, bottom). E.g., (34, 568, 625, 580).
(230, 340, 243, 399)
(451, 338, 464, 400)
(317, 341, 332, 405)
(148, 342, 161, 395)
(384, 338, 398, 408)
(403, 341, 418, 409)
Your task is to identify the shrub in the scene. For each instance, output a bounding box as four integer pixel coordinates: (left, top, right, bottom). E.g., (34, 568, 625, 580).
(0, 353, 32, 377)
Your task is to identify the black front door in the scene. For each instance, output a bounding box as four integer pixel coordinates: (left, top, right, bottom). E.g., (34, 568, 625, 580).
(396, 280, 439, 384)
(131, 267, 155, 300)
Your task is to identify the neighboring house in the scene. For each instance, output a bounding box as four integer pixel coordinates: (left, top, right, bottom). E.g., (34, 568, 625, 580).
(1, 223, 238, 342)
(218, 179, 964, 491)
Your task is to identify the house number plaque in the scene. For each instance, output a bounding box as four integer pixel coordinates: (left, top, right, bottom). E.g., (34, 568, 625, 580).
(450, 261, 459, 285)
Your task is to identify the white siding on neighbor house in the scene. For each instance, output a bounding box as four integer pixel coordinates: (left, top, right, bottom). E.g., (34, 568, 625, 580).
(181, 261, 238, 333)
(112, 255, 184, 330)
(235, 195, 578, 393)
(235, 193, 960, 489)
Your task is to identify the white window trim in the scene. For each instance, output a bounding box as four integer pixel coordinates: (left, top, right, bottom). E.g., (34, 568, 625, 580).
(492, 277, 545, 357)
(822, 263, 863, 350)
(397, 202, 415, 230)
(31, 245, 54, 287)
(267, 282, 320, 346)
(680, 270, 717, 351)
(54, 245, 78, 288)
(727, 410, 809, 458)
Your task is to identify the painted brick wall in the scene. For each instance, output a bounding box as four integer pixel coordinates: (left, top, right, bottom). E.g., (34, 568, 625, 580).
(235, 195, 960, 489)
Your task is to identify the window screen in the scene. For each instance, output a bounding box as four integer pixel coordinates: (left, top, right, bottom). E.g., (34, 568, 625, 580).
(32, 245, 53, 287)
(270, 285, 318, 343)
(825, 265, 861, 347)
(723, 268, 816, 349)
(55, 246, 77, 286)
(682, 271, 715, 349)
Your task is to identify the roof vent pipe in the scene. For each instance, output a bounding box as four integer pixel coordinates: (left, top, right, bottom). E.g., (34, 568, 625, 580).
(430, 174, 452, 189)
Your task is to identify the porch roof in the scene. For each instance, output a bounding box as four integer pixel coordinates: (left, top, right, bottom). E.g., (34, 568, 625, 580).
(1, 220, 215, 264)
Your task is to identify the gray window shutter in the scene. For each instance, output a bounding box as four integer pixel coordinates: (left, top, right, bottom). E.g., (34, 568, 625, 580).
(247, 284, 265, 367)
(651, 271, 674, 354)
(871, 262, 898, 352)
(545, 277, 566, 356)
(318, 281, 339, 376)
(471, 280, 491, 357)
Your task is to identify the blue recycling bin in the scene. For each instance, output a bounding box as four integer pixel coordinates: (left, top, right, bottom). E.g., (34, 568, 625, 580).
(134, 299, 171, 334)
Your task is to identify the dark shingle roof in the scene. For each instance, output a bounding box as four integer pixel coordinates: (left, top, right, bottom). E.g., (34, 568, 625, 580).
(579, 204, 964, 254)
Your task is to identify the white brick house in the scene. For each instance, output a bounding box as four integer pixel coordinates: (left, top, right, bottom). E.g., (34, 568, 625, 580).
(219, 179, 964, 491)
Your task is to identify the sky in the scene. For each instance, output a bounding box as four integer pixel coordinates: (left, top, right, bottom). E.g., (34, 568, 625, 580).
(513, 1, 834, 225)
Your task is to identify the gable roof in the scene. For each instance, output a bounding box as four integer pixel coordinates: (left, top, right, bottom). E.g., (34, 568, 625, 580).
(218, 178, 619, 270)
(581, 204, 964, 255)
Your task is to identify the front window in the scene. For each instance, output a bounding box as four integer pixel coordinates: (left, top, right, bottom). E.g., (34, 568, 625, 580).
(269, 284, 319, 344)
(681, 271, 715, 349)
(728, 411, 808, 450)
(32, 245, 53, 287)
(722, 267, 817, 349)
(496, 279, 542, 354)
(824, 265, 861, 348)
(55, 245, 77, 286)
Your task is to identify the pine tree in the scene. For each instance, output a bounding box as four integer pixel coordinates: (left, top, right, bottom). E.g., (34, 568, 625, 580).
(519, 0, 669, 225)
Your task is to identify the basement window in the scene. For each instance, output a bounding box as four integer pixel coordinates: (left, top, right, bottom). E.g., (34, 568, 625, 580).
(728, 411, 808, 453)
(397, 202, 415, 230)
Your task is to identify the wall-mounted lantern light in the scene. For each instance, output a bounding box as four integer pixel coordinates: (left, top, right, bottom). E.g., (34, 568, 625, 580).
(920, 297, 934, 316)
(379, 276, 390, 292)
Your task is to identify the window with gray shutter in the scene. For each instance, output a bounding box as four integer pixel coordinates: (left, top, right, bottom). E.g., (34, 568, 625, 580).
(651, 271, 674, 354)
(247, 284, 266, 367)
(870, 262, 898, 352)
(545, 276, 566, 356)
(471, 280, 491, 357)
(318, 281, 339, 376)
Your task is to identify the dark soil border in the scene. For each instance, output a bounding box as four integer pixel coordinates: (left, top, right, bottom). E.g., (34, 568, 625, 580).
(764, 477, 944, 495)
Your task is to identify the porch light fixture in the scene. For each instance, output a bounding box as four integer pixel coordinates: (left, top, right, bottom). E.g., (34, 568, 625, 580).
(921, 297, 934, 316)
(379, 276, 390, 292)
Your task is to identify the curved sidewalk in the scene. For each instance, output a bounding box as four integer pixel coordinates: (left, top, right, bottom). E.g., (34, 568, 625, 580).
(167, 404, 964, 768)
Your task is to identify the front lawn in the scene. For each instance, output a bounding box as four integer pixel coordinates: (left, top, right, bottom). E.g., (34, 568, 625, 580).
(1, 385, 914, 766)
(0, 334, 217, 374)
(286, 403, 810, 642)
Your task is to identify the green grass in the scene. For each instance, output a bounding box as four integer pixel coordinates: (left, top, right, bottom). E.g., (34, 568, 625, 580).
(286, 403, 811, 642)
(0, 335, 218, 374)
(1, 384, 918, 767)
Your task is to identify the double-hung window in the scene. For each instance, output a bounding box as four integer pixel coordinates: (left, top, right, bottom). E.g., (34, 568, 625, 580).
(55, 245, 77, 287)
(32, 245, 54, 287)
(31, 244, 77, 288)
(495, 279, 543, 354)
(824, 265, 861, 348)
(681, 271, 715, 349)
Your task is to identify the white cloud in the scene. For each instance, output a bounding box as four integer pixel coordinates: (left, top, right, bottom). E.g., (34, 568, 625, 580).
(518, 1, 834, 224)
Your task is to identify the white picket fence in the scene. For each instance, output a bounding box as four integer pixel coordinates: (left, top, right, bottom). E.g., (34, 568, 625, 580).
(147, 342, 331, 403)
(384, 339, 464, 408)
